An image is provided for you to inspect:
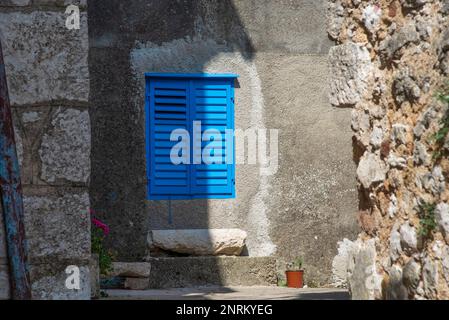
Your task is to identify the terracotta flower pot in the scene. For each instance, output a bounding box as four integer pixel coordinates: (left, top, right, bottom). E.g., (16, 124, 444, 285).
(286, 270, 304, 288)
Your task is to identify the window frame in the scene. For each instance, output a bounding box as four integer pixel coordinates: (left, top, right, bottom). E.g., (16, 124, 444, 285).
(145, 73, 238, 200)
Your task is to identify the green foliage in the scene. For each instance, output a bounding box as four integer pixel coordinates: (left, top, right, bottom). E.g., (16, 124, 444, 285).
(91, 227, 114, 275)
(431, 87, 449, 160)
(434, 126, 449, 143)
(276, 271, 288, 287)
(287, 256, 304, 271)
(277, 278, 287, 287)
(418, 202, 437, 239)
(293, 256, 303, 270)
(437, 91, 449, 104)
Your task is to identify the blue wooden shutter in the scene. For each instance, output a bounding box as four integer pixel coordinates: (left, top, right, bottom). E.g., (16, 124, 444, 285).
(147, 78, 190, 198)
(146, 74, 237, 200)
(190, 79, 235, 198)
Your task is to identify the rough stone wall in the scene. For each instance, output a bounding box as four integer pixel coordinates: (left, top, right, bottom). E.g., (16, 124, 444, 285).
(89, 0, 359, 285)
(328, 0, 449, 299)
(0, 0, 91, 299)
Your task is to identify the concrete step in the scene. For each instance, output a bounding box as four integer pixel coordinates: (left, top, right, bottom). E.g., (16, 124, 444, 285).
(146, 256, 277, 289)
(104, 286, 350, 300)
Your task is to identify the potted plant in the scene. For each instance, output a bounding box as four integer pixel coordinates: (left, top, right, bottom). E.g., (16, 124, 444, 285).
(285, 257, 304, 288)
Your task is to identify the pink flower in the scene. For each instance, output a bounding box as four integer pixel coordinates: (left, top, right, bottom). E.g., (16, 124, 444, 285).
(92, 217, 110, 236)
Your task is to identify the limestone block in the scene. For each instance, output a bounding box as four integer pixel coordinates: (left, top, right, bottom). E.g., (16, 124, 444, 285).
(442, 246, 449, 283)
(124, 277, 149, 290)
(402, 259, 421, 292)
(0, 11, 89, 105)
(393, 71, 421, 104)
(39, 108, 90, 184)
(31, 263, 90, 300)
(351, 109, 370, 132)
(346, 238, 382, 300)
(388, 154, 406, 169)
(110, 262, 151, 278)
(328, 42, 373, 106)
(399, 223, 418, 254)
(327, 0, 345, 40)
(385, 265, 408, 300)
(356, 152, 387, 189)
(150, 229, 247, 256)
(331, 238, 354, 288)
(414, 105, 438, 137)
(390, 224, 402, 261)
(391, 124, 409, 145)
(370, 126, 384, 148)
(23, 192, 90, 260)
(362, 5, 382, 35)
(436, 202, 449, 241)
(379, 23, 420, 61)
(422, 257, 438, 298)
(388, 194, 398, 218)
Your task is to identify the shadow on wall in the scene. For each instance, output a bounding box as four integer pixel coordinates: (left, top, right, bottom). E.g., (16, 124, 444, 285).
(88, 0, 255, 287)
